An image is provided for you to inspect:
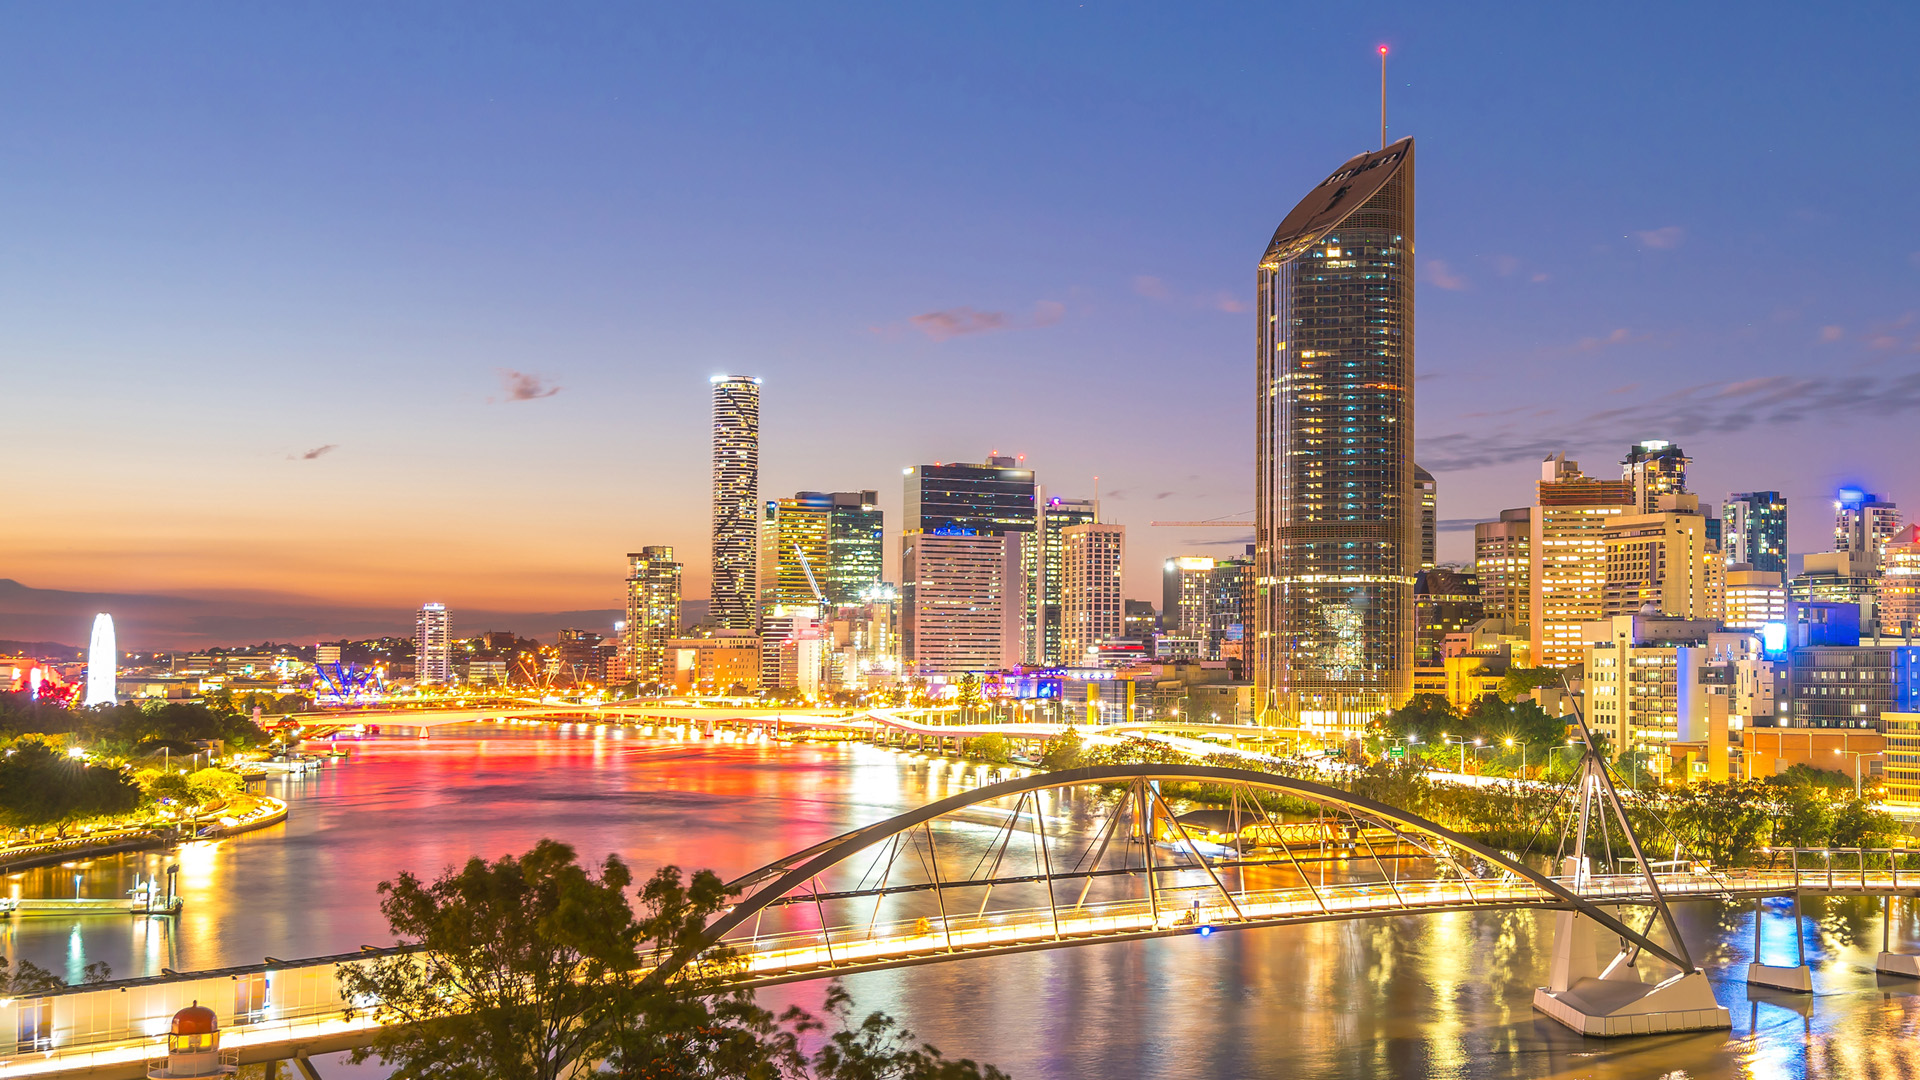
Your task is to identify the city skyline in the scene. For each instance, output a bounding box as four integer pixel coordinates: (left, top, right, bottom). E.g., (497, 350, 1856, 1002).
(3, 5, 1918, 645)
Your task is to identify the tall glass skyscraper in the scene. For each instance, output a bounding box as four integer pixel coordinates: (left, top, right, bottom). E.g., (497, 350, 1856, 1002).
(710, 376, 761, 630)
(1723, 491, 1787, 575)
(1255, 138, 1416, 726)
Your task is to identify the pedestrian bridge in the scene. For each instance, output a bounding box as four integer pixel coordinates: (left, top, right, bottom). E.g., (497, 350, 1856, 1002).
(3, 765, 1912, 1077)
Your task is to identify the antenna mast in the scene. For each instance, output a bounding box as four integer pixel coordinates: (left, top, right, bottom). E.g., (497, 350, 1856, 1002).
(1378, 45, 1388, 149)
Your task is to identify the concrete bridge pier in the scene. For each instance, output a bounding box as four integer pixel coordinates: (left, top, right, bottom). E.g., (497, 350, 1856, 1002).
(1746, 894, 1814, 992)
(1533, 904, 1731, 1036)
(1876, 894, 1920, 977)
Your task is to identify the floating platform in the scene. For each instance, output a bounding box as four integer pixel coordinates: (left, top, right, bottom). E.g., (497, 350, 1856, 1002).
(0, 896, 181, 917)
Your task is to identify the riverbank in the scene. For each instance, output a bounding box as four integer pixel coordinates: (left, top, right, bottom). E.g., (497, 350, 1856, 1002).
(0, 794, 290, 874)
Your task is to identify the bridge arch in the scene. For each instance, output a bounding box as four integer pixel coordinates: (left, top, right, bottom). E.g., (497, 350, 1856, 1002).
(686, 763, 1689, 983)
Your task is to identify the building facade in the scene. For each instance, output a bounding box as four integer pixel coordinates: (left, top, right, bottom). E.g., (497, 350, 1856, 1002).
(1038, 496, 1097, 665)
(1601, 495, 1725, 621)
(1475, 507, 1532, 636)
(1414, 464, 1437, 571)
(1881, 526, 1920, 637)
(625, 546, 683, 688)
(1531, 455, 1635, 668)
(414, 603, 451, 686)
(900, 458, 1035, 673)
(1835, 487, 1901, 573)
(1162, 556, 1215, 644)
(1724, 491, 1787, 575)
(1059, 523, 1126, 666)
(1724, 568, 1787, 631)
(710, 376, 761, 631)
(1621, 440, 1690, 513)
(1254, 137, 1417, 726)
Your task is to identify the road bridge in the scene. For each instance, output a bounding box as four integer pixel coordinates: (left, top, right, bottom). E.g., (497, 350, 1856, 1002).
(5, 764, 1917, 1075)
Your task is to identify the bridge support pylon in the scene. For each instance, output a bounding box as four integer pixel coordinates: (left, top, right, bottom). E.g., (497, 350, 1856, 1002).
(1875, 893, 1920, 977)
(1745, 894, 1813, 993)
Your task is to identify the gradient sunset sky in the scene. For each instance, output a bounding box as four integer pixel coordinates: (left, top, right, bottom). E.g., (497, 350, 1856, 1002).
(4, 3, 1918, 645)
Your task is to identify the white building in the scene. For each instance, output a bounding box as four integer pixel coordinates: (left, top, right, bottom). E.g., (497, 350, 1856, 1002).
(1724, 567, 1787, 630)
(1062, 524, 1126, 666)
(415, 603, 451, 686)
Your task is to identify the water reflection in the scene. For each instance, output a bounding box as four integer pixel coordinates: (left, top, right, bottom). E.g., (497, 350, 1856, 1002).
(0, 729, 1917, 1077)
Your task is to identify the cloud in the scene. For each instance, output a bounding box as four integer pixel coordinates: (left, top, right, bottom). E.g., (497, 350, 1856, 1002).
(1634, 226, 1685, 250)
(288, 444, 338, 461)
(1820, 325, 1845, 342)
(497, 370, 562, 401)
(1530, 272, 1551, 283)
(1213, 294, 1249, 313)
(1132, 276, 1170, 300)
(1419, 366, 1920, 472)
(901, 301, 1063, 342)
(1424, 260, 1468, 291)
(1572, 327, 1641, 352)
(1493, 255, 1521, 277)
(1436, 518, 1483, 533)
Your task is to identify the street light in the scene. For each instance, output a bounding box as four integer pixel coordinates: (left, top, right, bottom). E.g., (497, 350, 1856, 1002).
(1441, 735, 1471, 774)
(1505, 737, 1527, 777)
(1834, 747, 1870, 798)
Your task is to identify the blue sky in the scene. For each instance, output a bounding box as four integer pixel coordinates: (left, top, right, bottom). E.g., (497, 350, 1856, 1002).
(3, 2, 1917, 643)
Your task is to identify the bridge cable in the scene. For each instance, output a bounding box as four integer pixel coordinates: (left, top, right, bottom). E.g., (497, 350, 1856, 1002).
(1150, 784, 1246, 922)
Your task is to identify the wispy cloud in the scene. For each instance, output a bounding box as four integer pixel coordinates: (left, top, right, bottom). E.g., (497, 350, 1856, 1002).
(888, 300, 1065, 342)
(1130, 274, 1248, 314)
(288, 444, 338, 461)
(1820, 325, 1845, 342)
(496, 370, 562, 402)
(1132, 276, 1170, 300)
(1572, 327, 1642, 352)
(1634, 226, 1685, 250)
(1420, 366, 1920, 472)
(1424, 260, 1468, 291)
(1436, 518, 1483, 533)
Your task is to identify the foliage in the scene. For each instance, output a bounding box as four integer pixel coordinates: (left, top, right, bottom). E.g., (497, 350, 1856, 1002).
(959, 733, 1012, 764)
(1462, 698, 1570, 750)
(0, 739, 141, 825)
(186, 767, 245, 805)
(1374, 694, 1458, 744)
(0, 693, 267, 753)
(1663, 781, 1772, 865)
(138, 770, 196, 806)
(1497, 666, 1567, 703)
(0, 955, 109, 993)
(953, 674, 983, 715)
(1038, 731, 1084, 772)
(344, 841, 1004, 1080)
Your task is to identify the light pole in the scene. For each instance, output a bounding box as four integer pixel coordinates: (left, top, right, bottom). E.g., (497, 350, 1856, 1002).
(1835, 747, 1869, 798)
(1505, 737, 1527, 777)
(1441, 734, 1470, 774)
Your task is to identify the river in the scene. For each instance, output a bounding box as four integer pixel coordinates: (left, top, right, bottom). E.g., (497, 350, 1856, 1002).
(7, 727, 1920, 1078)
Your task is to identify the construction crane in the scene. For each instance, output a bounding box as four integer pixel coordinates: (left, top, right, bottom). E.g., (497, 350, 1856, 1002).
(793, 542, 829, 607)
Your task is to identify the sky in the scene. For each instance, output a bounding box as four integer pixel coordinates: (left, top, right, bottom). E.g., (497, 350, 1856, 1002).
(3, 2, 1918, 649)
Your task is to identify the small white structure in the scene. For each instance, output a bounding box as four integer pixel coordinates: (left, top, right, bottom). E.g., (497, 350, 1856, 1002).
(84, 612, 117, 706)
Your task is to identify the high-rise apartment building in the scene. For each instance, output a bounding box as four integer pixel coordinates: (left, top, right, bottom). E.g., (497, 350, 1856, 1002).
(1255, 137, 1417, 725)
(1162, 556, 1215, 642)
(1208, 550, 1254, 662)
(1723, 492, 1787, 575)
(1037, 496, 1097, 665)
(1622, 440, 1690, 513)
(1601, 494, 1725, 622)
(1880, 526, 1920, 637)
(710, 376, 761, 631)
(1475, 508, 1532, 636)
(1415, 464, 1437, 571)
(1835, 487, 1901, 574)
(415, 603, 451, 686)
(625, 547, 683, 687)
(901, 457, 1035, 674)
(1060, 523, 1125, 665)
(1531, 455, 1635, 668)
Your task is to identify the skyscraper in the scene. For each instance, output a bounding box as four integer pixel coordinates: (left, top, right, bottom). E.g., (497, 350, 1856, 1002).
(415, 603, 451, 686)
(1162, 556, 1215, 641)
(901, 457, 1034, 674)
(84, 613, 116, 706)
(1474, 508, 1532, 637)
(626, 547, 683, 687)
(1255, 137, 1416, 725)
(1724, 491, 1788, 575)
(1835, 487, 1901, 573)
(1060, 523, 1126, 665)
(1530, 455, 1634, 668)
(762, 490, 884, 612)
(1622, 440, 1689, 513)
(1037, 495, 1097, 665)
(823, 491, 884, 606)
(710, 376, 761, 631)
(1414, 464, 1437, 571)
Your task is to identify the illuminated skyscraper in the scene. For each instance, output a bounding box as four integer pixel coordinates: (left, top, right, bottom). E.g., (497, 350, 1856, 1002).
(1255, 137, 1416, 725)
(84, 613, 116, 706)
(1622, 440, 1689, 513)
(626, 546, 683, 687)
(1414, 463, 1437, 571)
(1724, 491, 1788, 575)
(1037, 495, 1097, 664)
(763, 491, 884, 613)
(1060, 523, 1125, 665)
(1474, 508, 1532, 637)
(901, 457, 1034, 674)
(1835, 487, 1901, 574)
(1530, 455, 1634, 668)
(415, 603, 451, 686)
(1162, 556, 1215, 641)
(710, 376, 761, 631)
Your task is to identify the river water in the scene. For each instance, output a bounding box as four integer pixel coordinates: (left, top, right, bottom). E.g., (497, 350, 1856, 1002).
(8, 726, 1920, 1079)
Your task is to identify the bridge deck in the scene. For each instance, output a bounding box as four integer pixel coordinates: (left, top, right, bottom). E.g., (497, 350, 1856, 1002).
(3, 866, 1910, 1078)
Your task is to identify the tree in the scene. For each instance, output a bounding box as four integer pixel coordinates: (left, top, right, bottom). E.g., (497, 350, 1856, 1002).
(1664, 781, 1771, 865)
(346, 841, 1006, 1080)
(1039, 731, 1084, 772)
(0, 739, 141, 826)
(960, 733, 1012, 764)
(1376, 694, 1458, 745)
(1497, 666, 1567, 703)
(953, 675, 983, 720)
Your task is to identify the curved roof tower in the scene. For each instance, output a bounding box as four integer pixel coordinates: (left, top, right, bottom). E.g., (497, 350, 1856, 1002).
(1255, 137, 1416, 726)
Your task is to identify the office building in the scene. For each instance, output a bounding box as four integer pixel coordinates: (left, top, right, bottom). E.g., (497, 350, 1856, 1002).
(1723, 492, 1787, 575)
(1622, 440, 1690, 513)
(1414, 568, 1484, 665)
(414, 603, 451, 686)
(1601, 494, 1724, 622)
(84, 613, 116, 706)
(1835, 487, 1901, 574)
(1475, 508, 1532, 636)
(762, 490, 883, 613)
(900, 457, 1035, 674)
(1724, 568, 1787, 631)
(824, 491, 884, 605)
(1881, 526, 1920, 637)
(1162, 556, 1215, 643)
(710, 376, 761, 631)
(1059, 523, 1126, 666)
(1790, 551, 1879, 630)
(1531, 455, 1635, 668)
(1208, 551, 1254, 662)
(556, 629, 605, 686)
(1415, 464, 1437, 571)
(625, 547, 683, 687)
(1123, 600, 1158, 647)
(1038, 496, 1098, 665)
(668, 631, 761, 696)
(1255, 137, 1417, 725)
(1583, 613, 1758, 779)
